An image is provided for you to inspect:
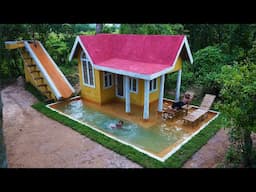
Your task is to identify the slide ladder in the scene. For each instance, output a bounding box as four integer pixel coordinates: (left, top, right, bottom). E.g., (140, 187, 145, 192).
(5, 40, 75, 101)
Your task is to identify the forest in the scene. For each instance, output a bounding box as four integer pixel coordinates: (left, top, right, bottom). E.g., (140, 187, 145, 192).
(0, 24, 256, 167)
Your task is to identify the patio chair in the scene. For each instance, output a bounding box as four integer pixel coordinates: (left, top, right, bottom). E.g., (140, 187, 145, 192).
(183, 94, 216, 125)
(162, 91, 194, 120)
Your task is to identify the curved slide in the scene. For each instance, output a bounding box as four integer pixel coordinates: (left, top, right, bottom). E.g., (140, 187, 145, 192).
(24, 41, 75, 100)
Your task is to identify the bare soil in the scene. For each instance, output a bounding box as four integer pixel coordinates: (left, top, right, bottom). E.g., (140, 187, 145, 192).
(1, 79, 140, 168)
(1, 78, 230, 168)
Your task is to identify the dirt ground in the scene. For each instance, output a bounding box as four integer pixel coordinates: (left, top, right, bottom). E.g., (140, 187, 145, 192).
(183, 128, 229, 168)
(1, 78, 230, 168)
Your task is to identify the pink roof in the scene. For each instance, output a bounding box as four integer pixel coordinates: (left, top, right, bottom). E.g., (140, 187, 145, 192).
(76, 34, 190, 76)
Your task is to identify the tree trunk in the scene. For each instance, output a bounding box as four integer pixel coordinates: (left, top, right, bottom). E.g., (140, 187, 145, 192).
(96, 24, 103, 34)
(242, 127, 252, 167)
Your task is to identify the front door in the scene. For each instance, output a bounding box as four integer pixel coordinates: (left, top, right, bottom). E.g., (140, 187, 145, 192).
(116, 74, 124, 98)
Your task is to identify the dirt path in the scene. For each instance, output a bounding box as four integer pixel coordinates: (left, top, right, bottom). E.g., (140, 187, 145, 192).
(1, 79, 230, 168)
(183, 128, 229, 168)
(1, 80, 141, 168)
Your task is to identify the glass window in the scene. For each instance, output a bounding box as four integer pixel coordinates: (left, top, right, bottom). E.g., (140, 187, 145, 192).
(81, 52, 95, 87)
(149, 78, 157, 92)
(129, 78, 138, 93)
(103, 72, 113, 88)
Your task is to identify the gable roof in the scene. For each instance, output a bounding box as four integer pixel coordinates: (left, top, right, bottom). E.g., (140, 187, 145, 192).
(69, 34, 193, 80)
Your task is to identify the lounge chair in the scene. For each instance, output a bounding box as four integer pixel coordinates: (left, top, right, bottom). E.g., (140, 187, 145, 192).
(183, 94, 216, 125)
(162, 91, 194, 120)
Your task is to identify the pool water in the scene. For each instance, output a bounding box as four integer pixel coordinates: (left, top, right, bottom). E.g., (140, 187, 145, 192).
(50, 99, 192, 159)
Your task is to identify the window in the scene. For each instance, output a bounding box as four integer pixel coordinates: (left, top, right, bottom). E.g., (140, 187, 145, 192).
(129, 78, 138, 93)
(103, 72, 113, 88)
(81, 52, 95, 87)
(149, 78, 157, 92)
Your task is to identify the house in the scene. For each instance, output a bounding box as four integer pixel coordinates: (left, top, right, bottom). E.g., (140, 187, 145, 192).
(69, 34, 193, 120)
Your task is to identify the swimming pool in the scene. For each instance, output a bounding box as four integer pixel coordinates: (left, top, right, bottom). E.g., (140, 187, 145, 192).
(48, 97, 219, 162)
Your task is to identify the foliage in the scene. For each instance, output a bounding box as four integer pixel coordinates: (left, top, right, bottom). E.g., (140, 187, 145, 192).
(120, 24, 184, 35)
(164, 61, 194, 99)
(45, 32, 69, 65)
(217, 61, 256, 167)
(32, 101, 222, 168)
(192, 46, 229, 95)
(59, 65, 79, 87)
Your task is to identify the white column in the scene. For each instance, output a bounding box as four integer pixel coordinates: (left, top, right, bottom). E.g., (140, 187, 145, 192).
(125, 76, 130, 113)
(158, 75, 165, 112)
(175, 69, 182, 102)
(143, 80, 150, 120)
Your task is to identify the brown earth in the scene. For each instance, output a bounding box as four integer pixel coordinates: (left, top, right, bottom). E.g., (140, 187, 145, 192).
(183, 128, 229, 168)
(1, 79, 141, 168)
(1, 77, 230, 168)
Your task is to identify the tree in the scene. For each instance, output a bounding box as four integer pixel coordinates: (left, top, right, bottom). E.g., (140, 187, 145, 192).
(192, 46, 229, 95)
(218, 61, 256, 167)
(120, 24, 184, 35)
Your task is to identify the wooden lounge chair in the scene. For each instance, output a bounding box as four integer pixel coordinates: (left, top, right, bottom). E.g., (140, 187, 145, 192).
(183, 94, 216, 125)
(162, 91, 194, 120)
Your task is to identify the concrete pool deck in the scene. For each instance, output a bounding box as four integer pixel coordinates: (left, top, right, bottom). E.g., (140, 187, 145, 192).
(1, 79, 229, 168)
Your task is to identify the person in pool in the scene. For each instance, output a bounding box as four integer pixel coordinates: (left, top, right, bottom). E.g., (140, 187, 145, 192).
(110, 120, 124, 129)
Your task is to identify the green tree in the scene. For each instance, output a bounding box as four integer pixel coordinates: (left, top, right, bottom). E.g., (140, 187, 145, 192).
(120, 24, 184, 35)
(45, 32, 68, 65)
(218, 61, 256, 167)
(192, 46, 229, 95)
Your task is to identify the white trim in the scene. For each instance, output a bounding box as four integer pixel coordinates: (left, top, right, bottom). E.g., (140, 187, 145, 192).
(24, 41, 62, 100)
(38, 41, 75, 94)
(115, 74, 124, 98)
(81, 51, 95, 88)
(95, 65, 151, 80)
(175, 69, 182, 102)
(103, 71, 113, 89)
(125, 76, 131, 113)
(69, 36, 79, 61)
(69, 36, 95, 67)
(47, 96, 220, 162)
(143, 80, 150, 120)
(149, 78, 158, 93)
(158, 75, 165, 112)
(129, 77, 138, 94)
(184, 36, 193, 64)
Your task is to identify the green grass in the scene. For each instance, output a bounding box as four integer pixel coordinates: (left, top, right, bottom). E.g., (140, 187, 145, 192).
(32, 102, 225, 168)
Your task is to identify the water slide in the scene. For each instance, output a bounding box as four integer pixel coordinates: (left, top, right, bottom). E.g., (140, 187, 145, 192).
(5, 40, 75, 100)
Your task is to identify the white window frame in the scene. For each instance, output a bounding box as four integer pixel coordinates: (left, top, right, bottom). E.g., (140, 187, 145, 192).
(149, 78, 158, 93)
(129, 78, 138, 94)
(103, 72, 113, 89)
(80, 51, 95, 88)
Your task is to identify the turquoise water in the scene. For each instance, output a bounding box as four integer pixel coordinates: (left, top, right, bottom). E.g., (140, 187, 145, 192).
(51, 99, 190, 155)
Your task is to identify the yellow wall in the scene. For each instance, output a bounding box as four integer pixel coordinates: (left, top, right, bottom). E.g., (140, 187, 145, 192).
(130, 79, 144, 106)
(168, 56, 182, 73)
(149, 77, 160, 103)
(78, 53, 183, 105)
(99, 71, 115, 104)
(78, 53, 102, 103)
